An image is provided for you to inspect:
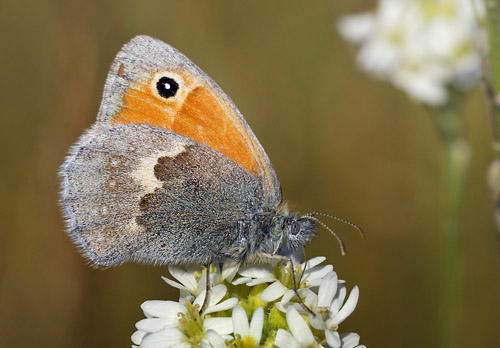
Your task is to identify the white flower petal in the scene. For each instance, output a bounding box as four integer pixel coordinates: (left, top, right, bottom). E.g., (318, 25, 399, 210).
(161, 276, 191, 292)
(179, 289, 194, 304)
(211, 273, 222, 286)
(304, 292, 325, 329)
(303, 289, 318, 310)
(259, 281, 288, 302)
(330, 285, 347, 314)
(330, 286, 359, 326)
(246, 277, 278, 286)
(340, 332, 361, 348)
(140, 328, 186, 348)
(141, 300, 186, 318)
(201, 341, 212, 348)
(221, 263, 240, 282)
(308, 312, 325, 330)
(358, 40, 399, 76)
(204, 317, 234, 335)
(232, 277, 252, 285)
(325, 330, 341, 348)
(193, 284, 228, 310)
(280, 288, 309, 308)
(204, 297, 238, 315)
(274, 329, 302, 348)
(303, 256, 326, 268)
(338, 13, 375, 43)
(135, 317, 179, 332)
(304, 278, 325, 288)
(196, 271, 223, 295)
(196, 272, 209, 295)
(302, 265, 334, 285)
(207, 285, 227, 307)
(168, 265, 198, 291)
(131, 330, 146, 345)
(232, 306, 250, 337)
(238, 264, 275, 278)
(193, 291, 207, 309)
(274, 302, 287, 313)
(205, 329, 228, 348)
(317, 272, 338, 309)
(249, 307, 264, 343)
(394, 68, 448, 106)
(280, 289, 296, 305)
(286, 307, 315, 347)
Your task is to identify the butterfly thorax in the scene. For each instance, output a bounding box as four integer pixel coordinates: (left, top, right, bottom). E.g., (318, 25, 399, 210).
(240, 204, 317, 261)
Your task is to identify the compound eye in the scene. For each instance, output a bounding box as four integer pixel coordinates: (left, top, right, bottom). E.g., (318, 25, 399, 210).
(156, 76, 179, 98)
(291, 221, 300, 235)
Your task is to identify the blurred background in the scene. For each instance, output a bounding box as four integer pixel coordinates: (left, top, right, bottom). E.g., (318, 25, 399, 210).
(1, 0, 499, 347)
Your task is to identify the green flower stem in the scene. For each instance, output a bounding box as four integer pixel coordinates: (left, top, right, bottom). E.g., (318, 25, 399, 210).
(439, 137, 470, 348)
(486, 1, 500, 115)
(431, 101, 470, 348)
(485, 1, 500, 247)
(486, 0, 500, 150)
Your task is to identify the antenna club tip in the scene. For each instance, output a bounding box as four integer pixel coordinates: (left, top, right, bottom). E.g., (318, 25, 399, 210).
(359, 229, 366, 240)
(340, 241, 347, 256)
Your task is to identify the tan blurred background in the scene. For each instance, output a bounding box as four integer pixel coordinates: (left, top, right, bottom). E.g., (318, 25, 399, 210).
(1, 0, 499, 347)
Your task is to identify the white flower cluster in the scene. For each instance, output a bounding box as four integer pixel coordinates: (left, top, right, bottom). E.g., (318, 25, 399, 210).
(131, 257, 365, 348)
(338, 0, 485, 106)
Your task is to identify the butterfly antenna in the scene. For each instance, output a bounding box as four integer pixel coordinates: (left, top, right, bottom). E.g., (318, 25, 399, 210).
(304, 212, 365, 239)
(306, 216, 346, 256)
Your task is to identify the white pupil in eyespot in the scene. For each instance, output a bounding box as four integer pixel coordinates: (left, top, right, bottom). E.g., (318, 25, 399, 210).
(157, 76, 179, 98)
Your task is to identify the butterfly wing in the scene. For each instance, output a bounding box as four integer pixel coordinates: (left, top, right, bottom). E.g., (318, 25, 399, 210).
(60, 36, 283, 266)
(98, 35, 281, 207)
(60, 123, 260, 266)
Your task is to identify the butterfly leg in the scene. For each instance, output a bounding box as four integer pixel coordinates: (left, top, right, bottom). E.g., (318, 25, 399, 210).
(198, 246, 247, 313)
(298, 247, 308, 285)
(200, 264, 211, 313)
(252, 252, 314, 316)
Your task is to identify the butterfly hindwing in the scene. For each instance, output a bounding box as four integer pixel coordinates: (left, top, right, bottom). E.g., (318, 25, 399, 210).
(60, 124, 260, 266)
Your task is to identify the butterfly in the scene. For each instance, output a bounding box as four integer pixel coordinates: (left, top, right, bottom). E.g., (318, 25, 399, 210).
(59, 36, 356, 273)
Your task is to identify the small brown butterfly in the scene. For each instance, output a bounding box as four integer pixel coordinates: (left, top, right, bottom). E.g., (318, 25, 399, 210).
(59, 35, 359, 272)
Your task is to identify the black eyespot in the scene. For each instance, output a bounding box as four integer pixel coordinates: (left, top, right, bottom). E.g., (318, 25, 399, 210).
(157, 76, 179, 99)
(291, 221, 300, 235)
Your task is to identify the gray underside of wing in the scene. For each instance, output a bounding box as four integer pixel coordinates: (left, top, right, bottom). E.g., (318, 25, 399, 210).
(59, 123, 261, 266)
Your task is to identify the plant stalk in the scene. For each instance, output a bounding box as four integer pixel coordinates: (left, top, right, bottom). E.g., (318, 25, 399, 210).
(439, 137, 470, 348)
(484, 0, 500, 249)
(431, 101, 470, 348)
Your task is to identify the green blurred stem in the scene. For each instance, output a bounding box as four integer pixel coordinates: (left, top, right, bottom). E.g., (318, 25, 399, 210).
(485, 1, 500, 249)
(431, 102, 470, 348)
(439, 138, 469, 348)
(486, 1, 500, 86)
(486, 0, 500, 149)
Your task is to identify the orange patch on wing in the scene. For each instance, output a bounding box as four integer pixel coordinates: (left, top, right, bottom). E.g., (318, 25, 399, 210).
(114, 78, 258, 174)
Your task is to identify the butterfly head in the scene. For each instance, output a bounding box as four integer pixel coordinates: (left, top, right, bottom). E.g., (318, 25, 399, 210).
(247, 204, 364, 260)
(278, 214, 317, 251)
(248, 205, 316, 258)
